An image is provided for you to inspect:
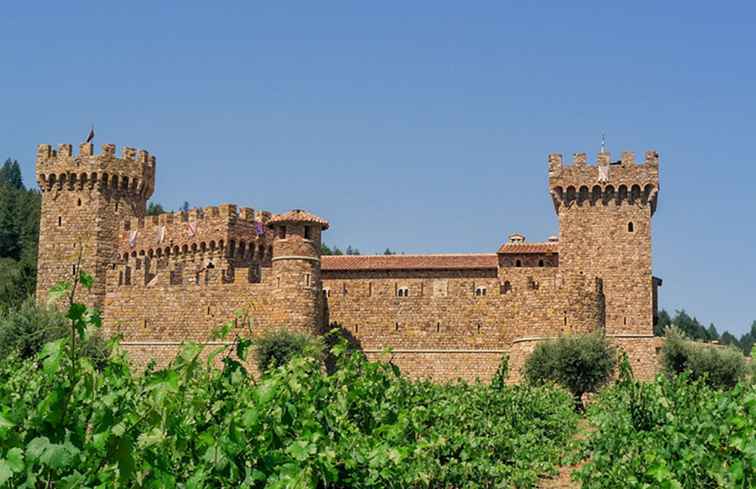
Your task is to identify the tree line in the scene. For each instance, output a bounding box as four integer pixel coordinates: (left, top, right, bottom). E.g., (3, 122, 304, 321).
(655, 309, 754, 357)
(0, 159, 41, 309)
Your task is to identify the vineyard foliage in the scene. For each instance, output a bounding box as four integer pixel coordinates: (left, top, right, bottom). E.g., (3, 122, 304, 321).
(0, 275, 579, 488)
(576, 374, 755, 488)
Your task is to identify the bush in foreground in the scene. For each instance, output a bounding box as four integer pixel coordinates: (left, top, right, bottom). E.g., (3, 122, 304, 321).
(253, 328, 323, 372)
(0, 297, 107, 367)
(662, 327, 747, 388)
(523, 333, 616, 409)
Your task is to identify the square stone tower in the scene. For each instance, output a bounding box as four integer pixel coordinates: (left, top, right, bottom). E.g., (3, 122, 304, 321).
(548, 150, 660, 336)
(35, 143, 155, 309)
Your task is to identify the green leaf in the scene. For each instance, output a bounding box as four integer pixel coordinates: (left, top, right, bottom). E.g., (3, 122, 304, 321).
(137, 428, 166, 448)
(39, 339, 65, 375)
(0, 460, 12, 487)
(79, 271, 94, 290)
(40, 442, 79, 469)
(0, 415, 13, 431)
(66, 302, 87, 322)
(211, 320, 234, 340)
(26, 437, 51, 461)
(46, 281, 71, 305)
(5, 448, 23, 473)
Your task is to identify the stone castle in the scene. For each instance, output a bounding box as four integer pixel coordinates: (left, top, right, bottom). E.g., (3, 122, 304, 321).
(34, 141, 662, 381)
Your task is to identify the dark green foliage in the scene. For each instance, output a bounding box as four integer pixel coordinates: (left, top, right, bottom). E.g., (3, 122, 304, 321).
(524, 333, 616, 407)
(146, 202, 166, 215)
(576, 375, 755, 488)
(320, 243, 361, 256)
(0, 297, 108, 368)
(662, 328, 747, 389)
(383, 248, 396, 255)
(653, 309, 672, 336)
(253, 329, 322, 372)
(0, 159, 40, 309)
(654, 308, 754, 356)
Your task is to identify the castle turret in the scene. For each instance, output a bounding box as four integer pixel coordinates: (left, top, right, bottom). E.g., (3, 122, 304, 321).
(35, 143, 155, 308)
(268, 209, 329, 334)
(548, 149, 659, 336)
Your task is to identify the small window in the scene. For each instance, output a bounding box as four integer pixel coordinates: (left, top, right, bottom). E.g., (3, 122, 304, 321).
(278, 226, 287, 239)
(397, 287, 409, 297)
(436, 322, 441, 333)
(395, 322, 400, 332)
(115, 202, 119, 212)
(58, 216, 62, 227)
(477, 323, 482, 333)
(323, 288, 330, 297)
(628, 222, 634, 233)
(368, 282, 373, 297)
(342, 283, 348, 295)
(305, 273, 311, 287)
(515, 259, 522, 267)
(500, 281, 511, 294)
(538, 259, 545, 267)
(354, 324, 359, 334)
(475, 286, 487, 297)
(304, 225, 312, 240)
(77, 198, 81, 206)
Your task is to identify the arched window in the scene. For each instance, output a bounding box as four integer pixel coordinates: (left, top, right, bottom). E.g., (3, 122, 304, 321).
(538, 259, 545, 267)
(57, 216, 62, 226)
(628, 222, 634, 233)
(515, 259, 522, 267)
(475, 286, 487, 297)
(397, 287, 409, 297)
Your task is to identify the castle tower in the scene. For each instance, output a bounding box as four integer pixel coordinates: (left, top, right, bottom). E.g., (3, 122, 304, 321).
(548, 150, 660, 336)
(35, 143, 155, 308)
(268, 209, 329, 335)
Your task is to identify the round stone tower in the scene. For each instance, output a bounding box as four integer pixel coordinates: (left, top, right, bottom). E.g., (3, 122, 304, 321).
(268, 209, 329, 335)
(35, 142, 155, 309)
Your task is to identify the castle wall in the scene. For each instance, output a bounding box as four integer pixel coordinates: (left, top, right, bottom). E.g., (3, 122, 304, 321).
(323, 268, 604, 381)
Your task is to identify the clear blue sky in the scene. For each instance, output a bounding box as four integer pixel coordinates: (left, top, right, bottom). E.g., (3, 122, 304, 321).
(1, 2, 754, 336)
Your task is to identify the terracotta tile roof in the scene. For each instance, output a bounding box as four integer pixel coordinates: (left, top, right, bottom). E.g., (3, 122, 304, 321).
(268, 209, 329, 230)
(496, 242, 559, 254)
(321, 254, 498, 271)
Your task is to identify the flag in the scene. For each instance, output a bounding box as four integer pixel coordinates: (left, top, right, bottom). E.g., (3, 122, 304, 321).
(187, 221, 197, 238)
(85, 127, 95, 144)
(598, 165, 609, 183)
(128, 230, 138, 248)
(255, 221, 264, 236)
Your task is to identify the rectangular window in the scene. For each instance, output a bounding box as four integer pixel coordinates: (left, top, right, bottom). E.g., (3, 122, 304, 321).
(278, 226, 286, 239)
(304, 225, 312, 240)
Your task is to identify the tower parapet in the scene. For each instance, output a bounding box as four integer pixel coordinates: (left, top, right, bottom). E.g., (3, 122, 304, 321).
(36, 143, 155, 199)
(548, 150, 659, 215)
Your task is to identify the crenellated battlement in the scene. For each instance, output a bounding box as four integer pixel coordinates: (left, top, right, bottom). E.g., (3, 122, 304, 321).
(548, 150, 659, 214)
(35, 143, 156, 199)
(118, 203, 274, 263)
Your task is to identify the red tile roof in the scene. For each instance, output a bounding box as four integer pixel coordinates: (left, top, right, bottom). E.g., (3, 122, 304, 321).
(496, 242, 559, 254)
(268, 209, 329, 230)
(321, 254, 498, 271)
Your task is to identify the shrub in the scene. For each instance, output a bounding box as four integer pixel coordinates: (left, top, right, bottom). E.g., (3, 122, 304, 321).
(0, 297, 108, 367)
(662, 327, 747, 388)
(254, 329, 322, 372)
(523, 332, 616, 408)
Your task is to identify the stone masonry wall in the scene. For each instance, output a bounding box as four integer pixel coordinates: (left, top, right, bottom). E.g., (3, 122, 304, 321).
(323, 269, 604, 381)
